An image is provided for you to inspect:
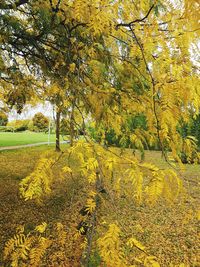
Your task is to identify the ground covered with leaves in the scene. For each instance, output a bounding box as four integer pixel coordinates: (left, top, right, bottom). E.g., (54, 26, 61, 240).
(0, 146, 199, 266)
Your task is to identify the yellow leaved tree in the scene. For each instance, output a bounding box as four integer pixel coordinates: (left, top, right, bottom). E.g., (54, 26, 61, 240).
(0, 0, 199, 266)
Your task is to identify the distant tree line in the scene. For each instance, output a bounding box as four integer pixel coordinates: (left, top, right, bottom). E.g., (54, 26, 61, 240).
(88, 113, 200, 152)
(0, 112, 49, 132)
(178, 114, 200, 148)
(1, 110, 200, 155)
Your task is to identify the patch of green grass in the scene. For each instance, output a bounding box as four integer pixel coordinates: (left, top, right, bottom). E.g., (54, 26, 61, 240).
(0, 131, 56, 147)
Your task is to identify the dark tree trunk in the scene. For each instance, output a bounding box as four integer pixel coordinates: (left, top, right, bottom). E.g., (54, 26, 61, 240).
(55, 110, 61, 152)
(69, 101, 75, 147)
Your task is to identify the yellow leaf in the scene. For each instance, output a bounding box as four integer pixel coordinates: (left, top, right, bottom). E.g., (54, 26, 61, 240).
(85, 198, 96, 213)
(35, 222, 47, 234)
(69, 63, 76, 72)
(62, 166, 72, 173)
(127, 237, 145, 251)
(88, 172, 96, 184)
(144, 256, 160, 267)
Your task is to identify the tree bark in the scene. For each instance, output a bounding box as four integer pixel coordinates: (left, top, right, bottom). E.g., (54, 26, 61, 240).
(55, 110, 61, 152)
(69, 101, 75, 147)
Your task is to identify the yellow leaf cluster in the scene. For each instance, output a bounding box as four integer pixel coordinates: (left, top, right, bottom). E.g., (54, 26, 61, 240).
(4, 223, 51, 267)
(97, 224, 126, 267)
(19, 153, 58, 201)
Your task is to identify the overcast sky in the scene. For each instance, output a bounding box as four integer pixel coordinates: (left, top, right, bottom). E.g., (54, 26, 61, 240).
(8, 102, 54, 121)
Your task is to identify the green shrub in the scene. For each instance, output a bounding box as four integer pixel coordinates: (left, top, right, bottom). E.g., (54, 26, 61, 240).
(0, 126, 14, 132)
(7, 120, 30, 132)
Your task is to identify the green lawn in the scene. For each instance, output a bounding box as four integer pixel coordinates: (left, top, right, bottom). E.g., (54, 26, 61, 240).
(0, 131, 56, 147)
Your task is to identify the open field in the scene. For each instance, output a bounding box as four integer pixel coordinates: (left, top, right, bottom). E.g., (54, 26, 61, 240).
(0, 132, 57, 147)
(0, 147, 199, 266)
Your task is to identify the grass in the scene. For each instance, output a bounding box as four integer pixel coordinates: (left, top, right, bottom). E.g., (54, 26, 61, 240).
(0, 131, 57, 147)
(0, 147, 199, 266)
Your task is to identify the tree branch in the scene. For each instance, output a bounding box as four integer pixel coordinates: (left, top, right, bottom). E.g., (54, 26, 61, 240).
(116, 5, 154, 28)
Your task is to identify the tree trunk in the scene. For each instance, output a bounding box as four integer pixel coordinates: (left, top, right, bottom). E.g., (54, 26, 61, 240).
(69, 102, 75, 147)
(55, 110, 61, 152)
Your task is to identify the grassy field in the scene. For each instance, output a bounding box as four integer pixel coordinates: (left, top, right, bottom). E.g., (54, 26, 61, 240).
(0, 131, 57, 147)
(0, 147, 199, 266)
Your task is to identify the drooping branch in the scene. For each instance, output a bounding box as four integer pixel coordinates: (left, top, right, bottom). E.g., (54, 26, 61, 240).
(127, 26, 178, 169)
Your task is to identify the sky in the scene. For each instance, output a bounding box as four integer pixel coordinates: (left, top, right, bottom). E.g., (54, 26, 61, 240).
(8, 102, 54, 121)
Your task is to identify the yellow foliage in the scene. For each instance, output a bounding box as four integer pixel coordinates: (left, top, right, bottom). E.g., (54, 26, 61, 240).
(35, 222, 47, 234)
(97, 224, 126, 267)
(85, 198, 96, 214)
(3, 222, 70, 267)
(62, 166, 72, 174)
(127, 237, 145, 251)
(144, 256, 161, 267)
(3, 225, 51, 267)
(69, 63, 76, 72)
(88, 171, 97, 184)
(19, 153, 58, 201)
(29, 237, 52, 267)
(1, 0, 199, 265)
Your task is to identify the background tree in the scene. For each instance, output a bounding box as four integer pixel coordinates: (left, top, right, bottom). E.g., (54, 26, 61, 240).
(32, 112, 49, 132)
(7, 119, 30, 132)
(0, 110, 8, 126)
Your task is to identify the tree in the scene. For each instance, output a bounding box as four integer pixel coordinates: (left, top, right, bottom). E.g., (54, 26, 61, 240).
(178, 114, 200, 163)
(0, 110, 8, 126)
(1, 0, 200, 266)
(0, 0, 114, 150)
(190, 114, 200, 148)
(32, 112, 49, 132)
